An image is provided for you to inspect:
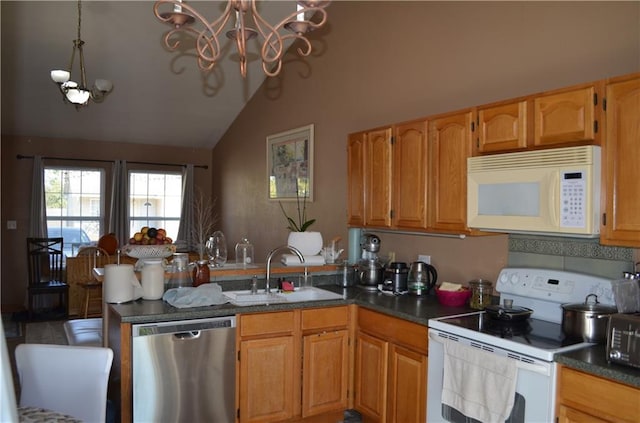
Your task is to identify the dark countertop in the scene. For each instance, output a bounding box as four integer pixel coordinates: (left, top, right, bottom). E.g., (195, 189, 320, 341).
(107, 283, 472, 326)
(107, 282, 640, 390)
(555, 344, 640, 389)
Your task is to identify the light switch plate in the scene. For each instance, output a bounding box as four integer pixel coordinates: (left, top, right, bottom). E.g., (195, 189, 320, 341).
(418, 254, 431, 264)
(7, 220, 16, 230)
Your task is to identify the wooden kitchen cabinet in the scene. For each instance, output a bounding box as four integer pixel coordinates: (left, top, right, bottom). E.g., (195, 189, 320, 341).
(355, 308, 428, 423)
(348, 131, 366, 227)
(428, 110, 474, 234)
(556, 365, 640, 423)
(237, 311, 298, 423)
(348, 121, 429, 231)
(533, 84, 601, 148)
(475, 99, 530, 154)
(236, 306, 351, 423)
(393, 119, 429, 230)
(600, 73, 640, 247)
(365, 127, 393, 228)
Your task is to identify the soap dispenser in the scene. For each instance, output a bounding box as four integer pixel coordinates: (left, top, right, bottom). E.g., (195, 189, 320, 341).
(235, 237, 254, 267)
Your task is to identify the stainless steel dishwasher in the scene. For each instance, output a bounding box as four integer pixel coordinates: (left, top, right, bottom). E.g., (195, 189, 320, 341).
(132, 316, 236, 423)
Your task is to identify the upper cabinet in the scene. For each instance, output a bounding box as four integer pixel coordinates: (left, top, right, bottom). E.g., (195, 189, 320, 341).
(393, 120, 429, 230)
(533, 83, 601, 147)
(476, 99, 530, 154)
(365, 127, 394, 228)
(600, 73, 640, 247)
(428, 110, 474, 233)
(347, 131, 366, 227)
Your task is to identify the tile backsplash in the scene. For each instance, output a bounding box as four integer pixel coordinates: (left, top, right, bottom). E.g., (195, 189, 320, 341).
(507, 234, 635, 279)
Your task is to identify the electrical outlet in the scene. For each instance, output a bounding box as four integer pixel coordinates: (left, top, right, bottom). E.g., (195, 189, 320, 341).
(418, 254, 431, 264)
(7, 220, 16, 230)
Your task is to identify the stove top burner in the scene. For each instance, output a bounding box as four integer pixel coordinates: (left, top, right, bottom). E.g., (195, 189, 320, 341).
(485, 318, 532, 339)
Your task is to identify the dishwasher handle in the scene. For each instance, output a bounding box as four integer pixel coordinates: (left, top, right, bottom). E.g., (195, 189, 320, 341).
(174, 331, 202, 340)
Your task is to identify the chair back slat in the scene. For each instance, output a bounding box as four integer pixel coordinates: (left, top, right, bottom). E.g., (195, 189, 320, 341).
(26, 237, 64, 285)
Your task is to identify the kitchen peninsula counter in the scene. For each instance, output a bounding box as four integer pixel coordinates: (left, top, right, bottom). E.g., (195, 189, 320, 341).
(106, 283, 470, 326)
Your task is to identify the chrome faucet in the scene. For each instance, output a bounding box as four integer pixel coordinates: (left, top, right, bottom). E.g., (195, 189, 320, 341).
(265, 245, 304, 293)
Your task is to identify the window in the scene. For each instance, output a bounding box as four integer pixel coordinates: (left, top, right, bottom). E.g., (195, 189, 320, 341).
(129, 171, 182, 240)
(44, 167, 104, 255)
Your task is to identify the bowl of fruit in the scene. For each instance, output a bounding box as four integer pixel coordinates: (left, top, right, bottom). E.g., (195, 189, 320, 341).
(123, 227, 176, 259)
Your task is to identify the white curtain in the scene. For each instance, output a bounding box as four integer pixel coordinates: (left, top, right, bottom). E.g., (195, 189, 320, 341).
(177, 164, 194, 251)
(108, 160, 129, 246)
(29, 155, 47, 238)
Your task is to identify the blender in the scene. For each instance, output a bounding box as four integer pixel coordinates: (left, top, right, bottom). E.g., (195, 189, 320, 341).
(357, 233, 385, 291)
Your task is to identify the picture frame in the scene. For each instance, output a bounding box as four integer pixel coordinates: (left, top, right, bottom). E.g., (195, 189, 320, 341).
(267, 124, 314, 201)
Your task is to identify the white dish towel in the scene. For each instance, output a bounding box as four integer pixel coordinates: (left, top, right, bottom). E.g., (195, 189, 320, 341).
(442, 339, 517, 423)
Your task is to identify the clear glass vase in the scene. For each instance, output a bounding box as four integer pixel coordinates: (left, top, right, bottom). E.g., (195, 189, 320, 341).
(206, 231, 227, 267)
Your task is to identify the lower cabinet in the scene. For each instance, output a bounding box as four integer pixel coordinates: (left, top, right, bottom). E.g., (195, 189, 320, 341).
(236, 306, 351, 423)
(556, 365, 640, 423)
(355, 308, 428, 423)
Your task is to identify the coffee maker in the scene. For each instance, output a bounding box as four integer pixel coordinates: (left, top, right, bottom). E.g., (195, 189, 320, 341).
(357, 233, 385, 291)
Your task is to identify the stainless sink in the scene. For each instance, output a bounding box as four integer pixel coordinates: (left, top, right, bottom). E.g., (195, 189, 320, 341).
(223, 287, 344, 306)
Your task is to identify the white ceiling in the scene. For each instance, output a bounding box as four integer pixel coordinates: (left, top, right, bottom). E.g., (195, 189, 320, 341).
(1, 1, 300, 149)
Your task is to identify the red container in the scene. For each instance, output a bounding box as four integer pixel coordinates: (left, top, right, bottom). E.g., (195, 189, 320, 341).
(435, 287, 471, 307)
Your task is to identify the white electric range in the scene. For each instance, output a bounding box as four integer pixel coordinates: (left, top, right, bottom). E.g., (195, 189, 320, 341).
(427, 267, 615, 423)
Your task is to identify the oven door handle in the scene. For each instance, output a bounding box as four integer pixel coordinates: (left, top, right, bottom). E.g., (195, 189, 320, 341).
(428, 331, 551, 376)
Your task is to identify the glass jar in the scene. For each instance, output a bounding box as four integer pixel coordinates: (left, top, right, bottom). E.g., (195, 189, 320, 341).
(468, 279, 493, 310)
(235, 237, 254, 267)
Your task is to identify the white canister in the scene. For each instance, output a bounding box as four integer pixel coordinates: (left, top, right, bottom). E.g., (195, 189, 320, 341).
(141, 259, 165, 300)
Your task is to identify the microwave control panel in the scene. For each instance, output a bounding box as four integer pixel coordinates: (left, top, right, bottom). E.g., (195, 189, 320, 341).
(560, 170, 587, 228)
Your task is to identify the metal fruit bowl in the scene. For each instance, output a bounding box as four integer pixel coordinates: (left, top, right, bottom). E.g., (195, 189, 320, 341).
(122, 244, 176, 259)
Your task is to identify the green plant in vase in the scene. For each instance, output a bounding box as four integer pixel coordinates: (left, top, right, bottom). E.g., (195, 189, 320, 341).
(279, 188, 322, 256)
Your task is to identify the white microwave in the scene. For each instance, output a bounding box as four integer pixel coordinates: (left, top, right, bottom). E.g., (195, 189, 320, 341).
(467, 145, 601, 237)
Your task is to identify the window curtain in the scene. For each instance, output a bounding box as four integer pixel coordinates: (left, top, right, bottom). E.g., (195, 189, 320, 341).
(29, 155, 47, 238)
(177, 164, 194, 251)
(108, 160, 129, 247)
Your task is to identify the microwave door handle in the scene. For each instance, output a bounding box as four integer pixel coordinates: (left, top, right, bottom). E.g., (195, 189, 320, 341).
(548, 172, 559, 226)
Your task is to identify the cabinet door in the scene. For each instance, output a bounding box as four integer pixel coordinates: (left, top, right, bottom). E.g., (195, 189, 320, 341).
(348, 131, 367, 226)
(302, 330, 349, 417)
(366, 127, 393, 227)
(393, 120, 428, 229)
(476, 100, 528, 154)
(601, 76, 640, 247)
(355, 332, 389, 422)
(238, 336, 296, 423)
(387, 345, 427, 423)
(557, 405, 609, 423)
(428, 111, 473, 232)
(534, 86, 598, 147)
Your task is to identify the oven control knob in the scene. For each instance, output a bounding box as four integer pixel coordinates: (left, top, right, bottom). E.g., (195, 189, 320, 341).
(510, 274, 519, 285)
(609, 350, 622, 360)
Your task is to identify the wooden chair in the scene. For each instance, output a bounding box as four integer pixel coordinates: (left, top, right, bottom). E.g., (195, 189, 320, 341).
(26, 237, 68, 321)
(76, 246, 110, 318)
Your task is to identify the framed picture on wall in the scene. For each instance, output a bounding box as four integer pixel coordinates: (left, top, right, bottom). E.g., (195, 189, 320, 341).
(267, 124, 314, 201)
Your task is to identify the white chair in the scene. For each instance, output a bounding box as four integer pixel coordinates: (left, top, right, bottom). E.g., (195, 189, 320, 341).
(15, 343, 113, 423)
(0, 319, 19, 423)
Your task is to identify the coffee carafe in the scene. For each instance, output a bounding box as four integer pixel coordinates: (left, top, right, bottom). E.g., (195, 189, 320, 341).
(407, 261, 438, 296)
(357, 233, 384, 291)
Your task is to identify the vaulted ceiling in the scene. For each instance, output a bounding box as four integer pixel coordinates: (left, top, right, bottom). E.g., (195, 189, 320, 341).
(1, 1, 301, 149)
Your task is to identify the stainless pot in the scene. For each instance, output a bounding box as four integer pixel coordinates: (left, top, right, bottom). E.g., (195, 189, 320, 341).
(561, 294, 618, 343)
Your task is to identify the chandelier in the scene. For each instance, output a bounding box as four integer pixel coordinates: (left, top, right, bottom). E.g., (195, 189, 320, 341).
(50, 0, 113, 108)
(153, 0, 330, 78)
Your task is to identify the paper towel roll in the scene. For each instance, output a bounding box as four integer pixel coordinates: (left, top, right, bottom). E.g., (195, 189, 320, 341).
(348, 228, 363, 264)
(104, 264, 142, 303)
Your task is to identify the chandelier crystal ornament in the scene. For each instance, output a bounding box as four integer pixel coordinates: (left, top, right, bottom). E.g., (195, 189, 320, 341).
(50, 0, 113, 108)
(153, 0, 330, 78)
